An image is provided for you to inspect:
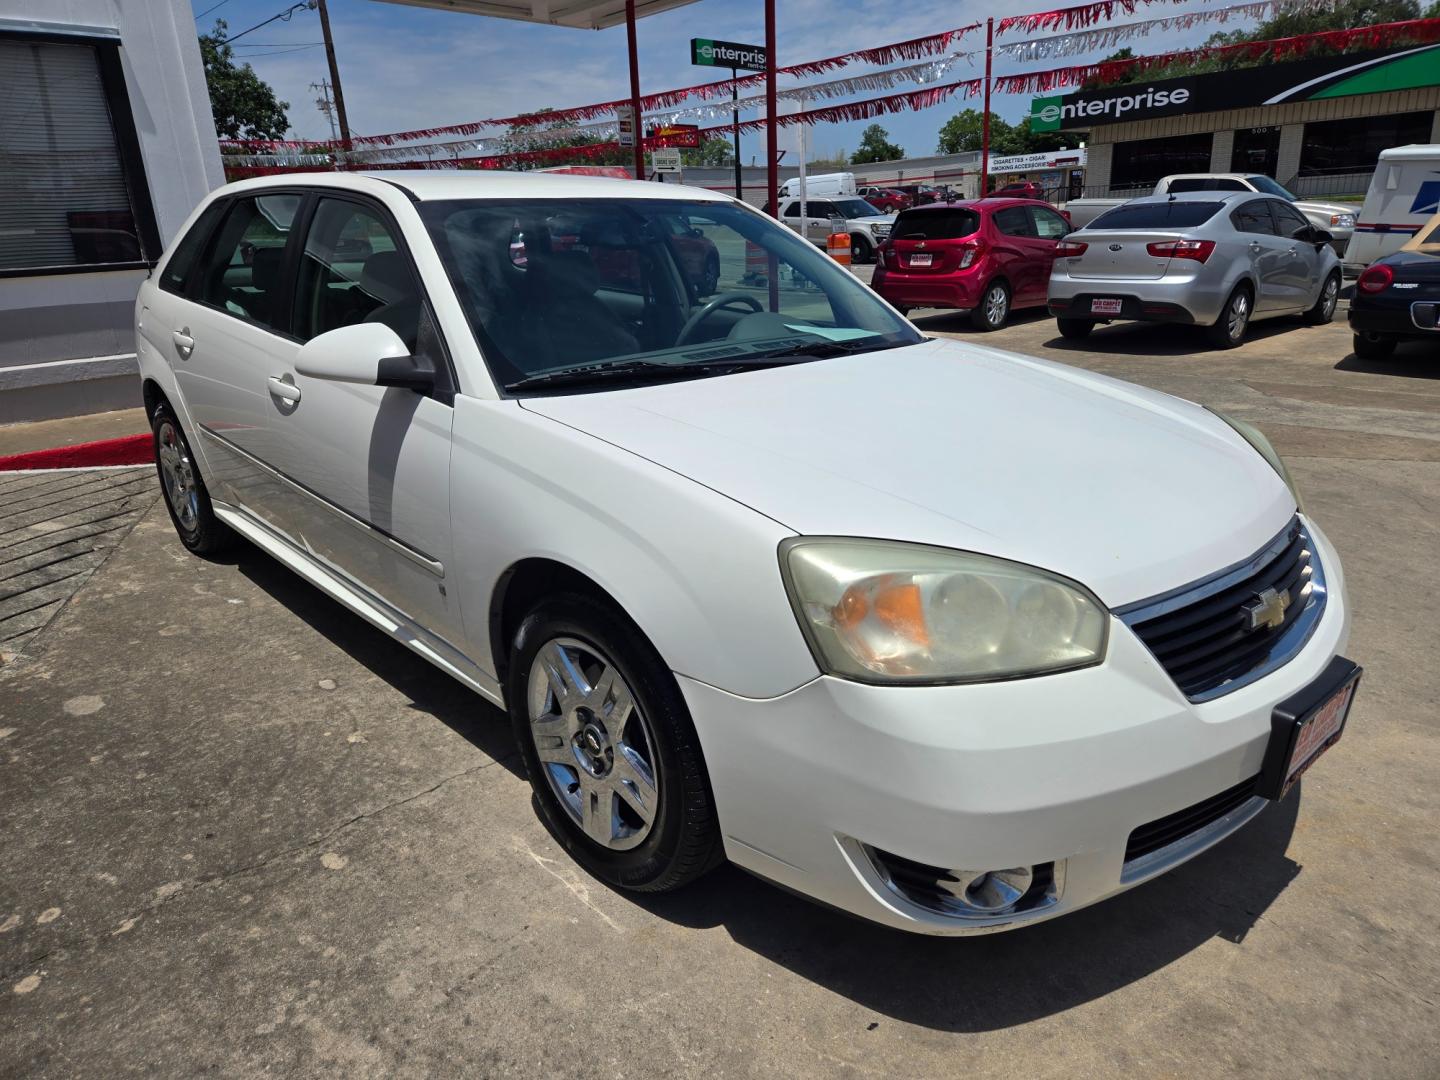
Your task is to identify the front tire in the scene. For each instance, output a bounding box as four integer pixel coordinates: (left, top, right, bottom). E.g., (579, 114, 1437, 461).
(151, 401, 232, 556)
(1352, 331, 1396, 360)
(507, 593, 723, 893)
(1056, 317, 1094, 340)
(972, 281, 1010, 332)
(849, 234, 873, 265)
(1304, 271, 1340, 325)
(1206, 284, 1252, 349)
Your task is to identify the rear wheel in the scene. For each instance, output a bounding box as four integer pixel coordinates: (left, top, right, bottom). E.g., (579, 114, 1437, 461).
(152, 401, 232, 557)
(1352, 331, 1396, 361)
(850, 234, 873, 265)
(971, 281, 1010, 332)
(1206, 284, 1252, 349)
(508, 593, 723, 893)
(1056, 317, 1094, 340)
(1304, 271, 1340, 325)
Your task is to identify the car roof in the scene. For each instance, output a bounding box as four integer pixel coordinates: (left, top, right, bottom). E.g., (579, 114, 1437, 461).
(220, 169, 733, 204)
(1377, 143, 1440, 161)
(1126, 189, 1259, 205)
(901, 197, 1040, 210)
(1165, 173, 1255, 181)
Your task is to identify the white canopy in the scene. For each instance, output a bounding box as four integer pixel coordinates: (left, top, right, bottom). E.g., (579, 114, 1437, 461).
(370, 0, 700, 31)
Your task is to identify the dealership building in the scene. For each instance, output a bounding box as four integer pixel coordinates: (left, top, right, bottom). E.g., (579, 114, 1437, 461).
(1031, 44, 1440, 198)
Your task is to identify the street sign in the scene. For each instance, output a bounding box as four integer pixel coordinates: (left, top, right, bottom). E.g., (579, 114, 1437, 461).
(647, 122, 700, 148)
(690, 38, 767, 72)
(616, 104, 636, 148)
(651, 148, 682, 174)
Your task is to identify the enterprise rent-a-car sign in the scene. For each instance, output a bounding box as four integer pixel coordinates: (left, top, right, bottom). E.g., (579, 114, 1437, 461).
(690, 38, 768, 72)
(1031, 43, 1440, 130)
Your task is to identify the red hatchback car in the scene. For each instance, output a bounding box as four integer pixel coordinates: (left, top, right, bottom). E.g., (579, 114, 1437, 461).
(872, 198, 1072, 330)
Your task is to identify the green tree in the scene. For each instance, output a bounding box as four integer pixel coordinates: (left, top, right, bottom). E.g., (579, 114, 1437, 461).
(850, 123, 904, 164)
(500, 108, 628, 170)
(680, 137, 734, 167)
(937, 109, 1026, 155)
(1011, 116, 1074, 153)
(199, 20, 291, 140)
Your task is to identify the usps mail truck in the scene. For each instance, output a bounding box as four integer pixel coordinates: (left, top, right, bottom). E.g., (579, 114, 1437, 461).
(1348, 145, 1440, 268)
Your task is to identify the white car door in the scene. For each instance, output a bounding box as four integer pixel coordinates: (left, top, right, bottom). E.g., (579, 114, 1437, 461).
(160, 191, 305, 509)
(258, 193, 462, 642)
(1229, 200, 1290, 314)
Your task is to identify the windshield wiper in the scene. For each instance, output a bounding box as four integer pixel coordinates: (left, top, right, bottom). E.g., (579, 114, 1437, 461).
(746, 336, 914, 361)
(504, 356, 809, 392)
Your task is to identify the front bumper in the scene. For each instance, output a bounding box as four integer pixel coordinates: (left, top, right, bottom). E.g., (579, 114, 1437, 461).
(681, 517, 1350, 935)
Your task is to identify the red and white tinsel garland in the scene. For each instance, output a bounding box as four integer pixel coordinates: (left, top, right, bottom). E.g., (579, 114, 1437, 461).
(998, 0, 1182, 35)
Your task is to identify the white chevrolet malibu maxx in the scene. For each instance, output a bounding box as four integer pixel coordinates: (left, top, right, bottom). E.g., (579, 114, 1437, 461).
(136, 172, 1359, 934)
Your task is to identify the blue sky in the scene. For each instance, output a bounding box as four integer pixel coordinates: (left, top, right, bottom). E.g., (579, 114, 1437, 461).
(191, 0, 1248, 158)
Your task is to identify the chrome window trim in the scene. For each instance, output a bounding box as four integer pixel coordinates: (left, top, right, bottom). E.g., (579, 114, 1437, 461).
(198, 424, 444, 578)
(1120, 795, 1268, 885)
(1117, 516, 1327, 703)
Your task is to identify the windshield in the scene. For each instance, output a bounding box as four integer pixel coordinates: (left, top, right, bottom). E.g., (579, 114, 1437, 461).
(420, 197, 919, 392)
(1087, 201, 1225, 230)
(1247, 175, 1300, 201)
(832, 197, 884, 218)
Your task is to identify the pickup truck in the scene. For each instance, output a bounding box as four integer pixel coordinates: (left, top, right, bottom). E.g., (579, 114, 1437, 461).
(1065, 174, 1356, 253)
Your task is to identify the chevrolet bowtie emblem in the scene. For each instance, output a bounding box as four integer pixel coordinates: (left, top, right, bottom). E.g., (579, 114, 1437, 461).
(1244, 587, 1291, 631)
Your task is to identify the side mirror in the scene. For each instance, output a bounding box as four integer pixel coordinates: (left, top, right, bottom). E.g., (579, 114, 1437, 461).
(1310, 227, 1333, 245)
(294, 322, 435, 393)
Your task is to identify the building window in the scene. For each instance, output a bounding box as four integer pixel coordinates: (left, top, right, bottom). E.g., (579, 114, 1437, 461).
(1299, 111, 1432, 178)
(0, 33, 159, 275)
(1109, 132, 1214, 193)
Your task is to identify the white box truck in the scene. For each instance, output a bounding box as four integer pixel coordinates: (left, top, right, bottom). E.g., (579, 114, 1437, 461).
(1346, 145, 1440, 268)
(780, 172, 857, 199)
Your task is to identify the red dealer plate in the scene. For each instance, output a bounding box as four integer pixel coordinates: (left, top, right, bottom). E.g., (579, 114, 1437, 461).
(1259, 657, 1361, 800)
(1090, 298, 1123, 314)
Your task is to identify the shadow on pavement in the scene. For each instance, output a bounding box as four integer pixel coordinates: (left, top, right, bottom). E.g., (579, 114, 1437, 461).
(627, 787, 1302, 1033)
(1335, 345, 1440, 379)
(1040, 317, 1313, 357)
(229, 544, 522, 777)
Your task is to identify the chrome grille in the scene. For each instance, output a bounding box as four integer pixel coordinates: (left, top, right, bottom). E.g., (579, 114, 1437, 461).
(1119, 517, 1326, 702)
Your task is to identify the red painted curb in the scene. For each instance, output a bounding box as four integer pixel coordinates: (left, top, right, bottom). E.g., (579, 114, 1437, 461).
(0, 434, 152, 471)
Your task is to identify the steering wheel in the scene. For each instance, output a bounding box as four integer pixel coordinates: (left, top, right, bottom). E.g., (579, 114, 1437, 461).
(676, 291, 764, 346)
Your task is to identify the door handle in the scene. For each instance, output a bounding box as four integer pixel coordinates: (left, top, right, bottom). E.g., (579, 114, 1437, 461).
(267, 375, 302, 404)
(172, 327, 194, 359)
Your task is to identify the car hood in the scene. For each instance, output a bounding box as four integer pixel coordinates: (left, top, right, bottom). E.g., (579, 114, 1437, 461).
(519, 338, 1295, 607)
(850, 213, 896, 229)
(1294, 199, 1355, 219)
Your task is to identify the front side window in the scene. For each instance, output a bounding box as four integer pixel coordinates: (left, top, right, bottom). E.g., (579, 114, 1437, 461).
(0, 34, 158, 273)
(1231, 201, 1279, 236)
(831, 198, 882, 219)
(1030, 207, 1070, 239)
(1271, 201, 1312, 238)
(196, 194, 300, 331)
(421, 198, 920, 392)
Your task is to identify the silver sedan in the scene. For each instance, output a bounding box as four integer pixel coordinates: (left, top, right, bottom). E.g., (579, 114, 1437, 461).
(1048, 191, 1342, 349)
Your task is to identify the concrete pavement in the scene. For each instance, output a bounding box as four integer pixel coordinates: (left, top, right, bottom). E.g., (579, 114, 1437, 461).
(2, 315, 1438, 1078)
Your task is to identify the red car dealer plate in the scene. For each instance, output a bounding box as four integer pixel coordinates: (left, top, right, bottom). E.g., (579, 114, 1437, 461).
(1090, 298, 1124, 314)
(1258, 656, 1362, 800)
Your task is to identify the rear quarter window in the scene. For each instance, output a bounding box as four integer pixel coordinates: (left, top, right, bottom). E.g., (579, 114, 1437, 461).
(158, 201, 227, 296)
(1088, 201, 1224, 230)
(892, 209, 979, 239)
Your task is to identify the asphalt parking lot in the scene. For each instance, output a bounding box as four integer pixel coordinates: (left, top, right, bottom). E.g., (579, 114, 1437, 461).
(3, 303, 1438, 1077)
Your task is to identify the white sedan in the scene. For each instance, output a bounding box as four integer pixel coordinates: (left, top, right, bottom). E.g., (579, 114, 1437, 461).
(135, 171, 1359, 934)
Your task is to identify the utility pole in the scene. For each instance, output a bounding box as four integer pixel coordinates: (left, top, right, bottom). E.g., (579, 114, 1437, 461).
(315, 0, 350, 145)
(311, 79, 338, 142)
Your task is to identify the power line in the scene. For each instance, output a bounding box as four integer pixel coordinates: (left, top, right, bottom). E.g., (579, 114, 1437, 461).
(232, 41, 326, 47)
(221, 1, 316, 45)
(194, 0, 232, 21)
(238, 44, 325, 56)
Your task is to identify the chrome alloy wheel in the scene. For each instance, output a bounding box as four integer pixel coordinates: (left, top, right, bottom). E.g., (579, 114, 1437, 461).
(1227, 291, 1250, 340)
(526, 637, 660, 851)
(985, 284, 1008, 326)
(156, 420, 199, 531)
(1321, 274, 1339, 319)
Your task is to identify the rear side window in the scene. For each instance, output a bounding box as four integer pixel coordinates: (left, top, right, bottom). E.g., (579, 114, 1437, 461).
(1089, 201, 1224, 230)
(159, 201, 227, 296)
(892, 208, 979, 240)
(196, 194, 301, 331)
(1167, 178, 1246, 192)
(993, 206, 1036, 237)
(1231, 202, 1279, 236)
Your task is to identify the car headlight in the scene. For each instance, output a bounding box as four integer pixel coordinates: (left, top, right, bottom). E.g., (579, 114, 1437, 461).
(1330, 213, 1355, 228)
(1205, 408, 1304, 512)
(779, 538, 1109, 684)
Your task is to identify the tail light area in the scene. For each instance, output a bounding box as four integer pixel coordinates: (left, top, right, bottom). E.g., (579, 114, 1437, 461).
(1357, 264, 1394, 294)
(1054, 240, 1088, 258)
(957, 242, 982, 269)
(1145, 239, 1215, 263)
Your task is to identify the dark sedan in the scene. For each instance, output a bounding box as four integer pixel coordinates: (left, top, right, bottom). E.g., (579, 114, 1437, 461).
(1349, 214, 1440, 359)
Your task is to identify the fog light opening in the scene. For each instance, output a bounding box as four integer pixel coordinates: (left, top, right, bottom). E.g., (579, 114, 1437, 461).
(952, 866, 1034, 913)
(863, 845, 1063, 922)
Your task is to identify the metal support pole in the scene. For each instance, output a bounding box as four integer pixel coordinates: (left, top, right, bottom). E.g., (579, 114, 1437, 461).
(981, 17, 993, 198)
(765, 0, 779, 311)
(316, 0, 350, 145)
(731, 67, 742, 201)
(625, 0, 645, 180)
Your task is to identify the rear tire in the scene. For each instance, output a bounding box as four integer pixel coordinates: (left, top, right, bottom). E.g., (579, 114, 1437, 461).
(1352, 331, 1396, 361)
(1206, 284, 1252, 349)
(850, 234, 873, 265)
(1056, 317, 1094, 340)
(971, 281, 1010, 332)
(1304, 271, 1340, 325)
(507, 592, 724, 893)
(151, 401, 233, 557)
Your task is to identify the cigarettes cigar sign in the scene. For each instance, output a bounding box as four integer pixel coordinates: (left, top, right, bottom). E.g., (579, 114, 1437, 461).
(690, 38, 768, 72)
(1030, 44, 1440, 131)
